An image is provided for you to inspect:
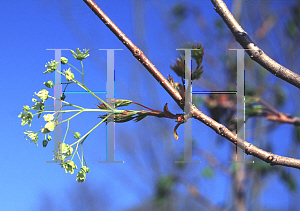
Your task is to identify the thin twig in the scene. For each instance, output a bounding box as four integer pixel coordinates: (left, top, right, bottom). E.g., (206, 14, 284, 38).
(131, 101, 162, 113)
(258, 98, 280, 116)
(189, 103, 300, 169)
(247, 96, 300, 126)
(211, 0, 300, 89)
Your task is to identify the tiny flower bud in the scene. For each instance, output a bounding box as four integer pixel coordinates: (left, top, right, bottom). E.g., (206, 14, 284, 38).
(43, 140, 48, 147)
(60, 93, 66, 101)
(74, 132, 81, 139)
(60, 57, 68, 64)
(44, 81, 54, 88)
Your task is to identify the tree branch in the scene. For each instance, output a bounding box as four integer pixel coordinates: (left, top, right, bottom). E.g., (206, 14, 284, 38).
(83, 0, 300, 169)
(83, 0, 183, 109)
(190, 103, 300, 170)
(211, 0, 300, 89)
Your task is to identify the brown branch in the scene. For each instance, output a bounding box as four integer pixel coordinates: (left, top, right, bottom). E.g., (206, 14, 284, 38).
(211, 0, 300, 89)
(258, 97, 280, 116)
(190, 103, 300, 170)
(83, 0, 300, 170)
(83, 0, 183, 109)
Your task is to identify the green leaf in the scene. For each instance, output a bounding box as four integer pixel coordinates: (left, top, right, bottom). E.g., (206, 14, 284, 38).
(155, 175, 176, 205)
(251, 161, 271, 175)
(191, 67, 204, 80)
(245, 104, 265, 116)
(170, 56, 185, 78)
(280, 170, 297, 191)
(191, 42, 204, 68)
(201, 167, 214, 178)
(107, 99, 132, 108)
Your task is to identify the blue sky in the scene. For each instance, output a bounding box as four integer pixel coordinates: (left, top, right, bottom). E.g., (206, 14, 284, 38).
(1, 0, 300, 210)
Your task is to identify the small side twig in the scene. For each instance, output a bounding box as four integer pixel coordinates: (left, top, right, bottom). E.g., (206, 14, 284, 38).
(247, 96, 300, 126)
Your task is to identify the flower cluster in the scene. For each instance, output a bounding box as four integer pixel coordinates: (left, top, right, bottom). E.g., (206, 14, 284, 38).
(19, 48, 125, 183)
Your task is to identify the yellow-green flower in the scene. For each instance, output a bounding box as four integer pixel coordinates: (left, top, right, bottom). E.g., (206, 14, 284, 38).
(23, 105, 30, 112)
(59, 143, 73, 157)
(70, 48, 90, 60)
(43, 114, 54, 122)
(77, 166, 90, 183)
(18, 111, 33, 126)
(24, 130, 38, 146)
(31, 99, 44, 113)
(60, 160, 77, 174)
(44, 60, 59, 74)
(41, 121, 57, 134)
(35, 89, 49, 101)
(63, 68, 74, 81)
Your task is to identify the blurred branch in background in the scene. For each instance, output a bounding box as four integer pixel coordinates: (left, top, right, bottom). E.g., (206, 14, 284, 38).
(211, 0, 300, 89)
